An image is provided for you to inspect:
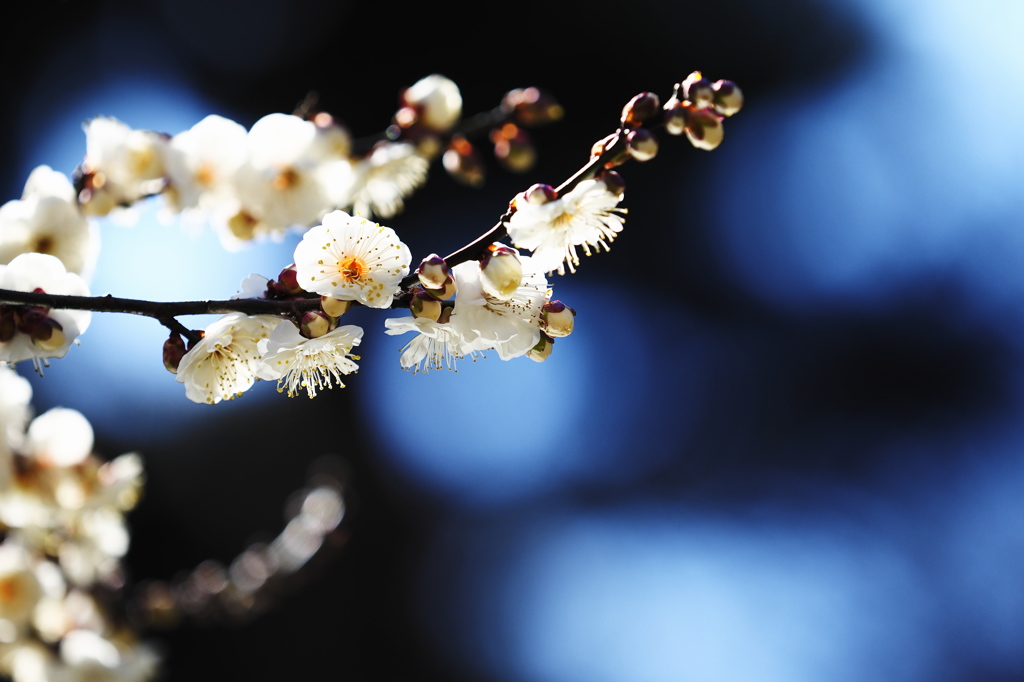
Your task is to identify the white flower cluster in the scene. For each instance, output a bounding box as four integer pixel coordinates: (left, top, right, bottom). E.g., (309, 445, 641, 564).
(0, 254, 92, 374)
(0, 365, 157, 682)
(75, 74, 462, 249)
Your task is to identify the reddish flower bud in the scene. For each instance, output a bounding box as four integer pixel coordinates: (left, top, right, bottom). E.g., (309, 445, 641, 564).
(300, 311, 333, 339)
(712, 80, 744, 117)
(621, 92, 662, 126)
(443, 135, 486, 187)
(542, 300, 576, 337)
(524, 183, 558, 205)
(627, 128, 659, 162)
(663, 103, 690, 135)
(163, 333, 187, 374)
(599, 170, 626, 199)
(416, 254, 450, 290)
(480, 245, 523, 299)
(681, 71, 714, 107)
(685, 109, 725, 150)
(410, 289, 442, 322)
(425, 275, 457, 300)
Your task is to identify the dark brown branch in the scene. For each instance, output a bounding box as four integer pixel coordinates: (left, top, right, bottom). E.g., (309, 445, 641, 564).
(0, 289, 321, 323)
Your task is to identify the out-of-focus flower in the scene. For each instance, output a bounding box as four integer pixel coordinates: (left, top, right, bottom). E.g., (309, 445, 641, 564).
(0, 365, 32, 471)
(0, 544, 43, 631)
(79, 117, 167, 215)
(162, 115, 248, 220)
(449, 254, 548, 360)
(293, 210, 412, 309)
(25, 408, 93, 469)
(230, 113, 350, 243)
(175, 313, 279, 404)
(401, 74, 463, 132)
(349, 142, 429, 219)
(506, 178, 626, 275)
(0, 253, 92, 372)
(256, 322, 362, 398)
(0, 166, 99, 279)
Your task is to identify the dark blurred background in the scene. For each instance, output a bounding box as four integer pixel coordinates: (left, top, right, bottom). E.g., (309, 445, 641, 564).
(4, 0, 1024, 680)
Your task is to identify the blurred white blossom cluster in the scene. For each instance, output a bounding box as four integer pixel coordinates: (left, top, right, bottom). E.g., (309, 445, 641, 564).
(0, 365, 156, 682)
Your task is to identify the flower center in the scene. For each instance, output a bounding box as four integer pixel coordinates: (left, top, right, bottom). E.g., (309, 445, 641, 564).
(339, 257, 366, 282)
(272, 167, 300, 190)
(551, 211, 574, 229)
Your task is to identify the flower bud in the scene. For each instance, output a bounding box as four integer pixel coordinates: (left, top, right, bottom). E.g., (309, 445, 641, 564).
(542, 300, 576, 337)
(492, 125, 536, 173)
(163, 333, 186, 374)
(480, 246, 523, 299)
(30, 317, 65, 351)
(621, 92, 661, 127)
(410, 290, 442, 322)
(402, 74, 463, 132)
(685, 109, 724, 150)
(712, 80, 744, 117)
(524, 183, 557, 205)
(415, 254, 448, 290)
(663, 103, 690, 135)
(425, 275, 457, 300)
(300, 311, 332, 339)
(443, 136, 485, 187)
(627, 128, 659, 162)
(599, 171, 626, 199)
(527, 333, 554, 362)
(591, 133, 629, 168)
(320, 295, 351, 318)
(681, 71, 714, 107)
(502, 87, 564, 126)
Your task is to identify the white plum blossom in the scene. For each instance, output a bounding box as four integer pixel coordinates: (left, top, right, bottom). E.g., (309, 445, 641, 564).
(506, 177, 626, 275)
(25, 408, 94, 469)
(80, 117, 167, 215)
(230, 113, 350, 242)
(0, 166, 100, 279)
(349, 142, 429, 219)
(175, 313, 279, 404)
(162, 114, 248, 220)
(384, 314, 479, 373)
(0, 253, 92, 372)
(0, 543, 43, 630)
(256, 322, 362, 398)
(293, 210, 412, 308)
(449, 253, 548, 360)
(402, 74, 463, 132)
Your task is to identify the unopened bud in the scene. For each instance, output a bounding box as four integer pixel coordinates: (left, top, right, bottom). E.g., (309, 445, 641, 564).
(599, 171, 626, 199)
(402, 74, 463, 132)
(502, 87, 564, 126)
(685, 109, 724, 151)
(524, 183, 557, 205)
(30, 318, 65, 351)
(663, 103, 690, 135)
(163, 333, 186, 374)
(411, 290, 442, 322)
(480, 246, 523, 299)
(425, 275, 457, 300)
(443, 136, 485, 187)
(527, 333, 554, 362)
(417, 254, 450, 289)
(621, 92, 661, 126)
(492, 125, 536, 173)
(591, 133, 629, 168)
(712, 80, 744, 117)
(681, 71, 714, 107)
(321, 296, 351, 318)
(300, 311, 332, 339)
(542, 300, 576, 337)
(274, 265, 302, 295)
(627, 128, 659, 162)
